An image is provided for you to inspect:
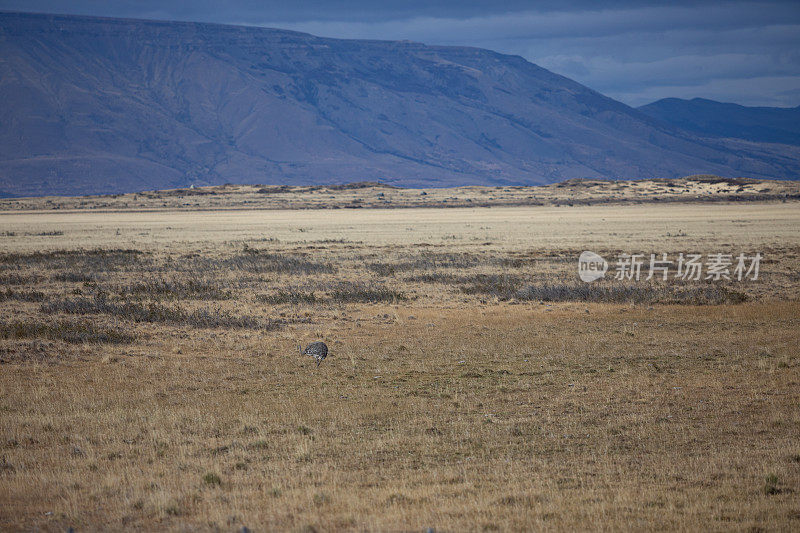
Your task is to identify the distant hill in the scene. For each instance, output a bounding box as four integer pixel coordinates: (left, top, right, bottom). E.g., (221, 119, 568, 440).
(1, 12, 799, 197)
(639, 98, 800, 146)
(2, 176, 797, 212)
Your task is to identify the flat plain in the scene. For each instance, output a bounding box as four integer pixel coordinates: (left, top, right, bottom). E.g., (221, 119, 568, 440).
(1, 181, 799, 531)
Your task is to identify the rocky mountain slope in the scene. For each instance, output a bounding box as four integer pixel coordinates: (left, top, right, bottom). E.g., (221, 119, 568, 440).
(1, 12, 799, 196)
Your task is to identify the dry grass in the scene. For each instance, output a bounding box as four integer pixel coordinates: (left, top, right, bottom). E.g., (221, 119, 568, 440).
(0, 318, 134, 345)
(0, 200, 799, 531)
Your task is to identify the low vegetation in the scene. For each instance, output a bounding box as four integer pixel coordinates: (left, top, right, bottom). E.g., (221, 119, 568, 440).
(515, 281, 748, 304)
(215, 249, 335, 275)
(0, 288, 47, 302)
(329, 282, 408, 303)
(40, 294, 274, 330)
(0, 318, 134, 344)
(1, 177, 798, 212)
(0, 202, 798, 530)
(257, 290, 319, 305)
(116, 279, 232, 300)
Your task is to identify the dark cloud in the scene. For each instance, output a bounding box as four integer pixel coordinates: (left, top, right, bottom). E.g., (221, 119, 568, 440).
(1, 0, 798, 106)
(0, 1, 744, 22)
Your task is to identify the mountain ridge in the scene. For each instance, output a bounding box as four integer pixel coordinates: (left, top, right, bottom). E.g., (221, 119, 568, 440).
(638, 97, 800, 146)
(1, 11, 799, 197)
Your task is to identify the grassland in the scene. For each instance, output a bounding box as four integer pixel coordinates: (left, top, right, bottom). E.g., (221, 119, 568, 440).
(0, 192, 799, 531)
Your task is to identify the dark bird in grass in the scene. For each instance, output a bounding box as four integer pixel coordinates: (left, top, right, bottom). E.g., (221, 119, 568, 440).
(300, 341, 328, 367)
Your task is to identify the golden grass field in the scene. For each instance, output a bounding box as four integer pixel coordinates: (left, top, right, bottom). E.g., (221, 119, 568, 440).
(1, 184, 799, 531)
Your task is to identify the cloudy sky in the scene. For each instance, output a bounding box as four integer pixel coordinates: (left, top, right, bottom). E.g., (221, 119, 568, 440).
(2, 0, 799, 107)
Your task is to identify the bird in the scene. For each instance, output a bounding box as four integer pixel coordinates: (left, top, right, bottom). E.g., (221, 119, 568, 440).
(300, 341, 328, 367)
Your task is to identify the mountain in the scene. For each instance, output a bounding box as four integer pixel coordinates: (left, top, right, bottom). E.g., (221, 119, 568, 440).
(1, 12, 799, 197)
(639, 98, 800, 146)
